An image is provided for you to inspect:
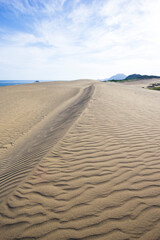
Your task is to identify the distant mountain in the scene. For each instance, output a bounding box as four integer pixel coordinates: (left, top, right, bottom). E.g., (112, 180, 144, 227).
(107, 73, 126, 80)
(125, 74, 160, 80)
(103, 73, 160, 82)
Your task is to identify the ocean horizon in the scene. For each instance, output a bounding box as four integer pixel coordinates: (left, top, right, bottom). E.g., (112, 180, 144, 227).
(0, 80, 36, 87)
(0, 80, 56, 87)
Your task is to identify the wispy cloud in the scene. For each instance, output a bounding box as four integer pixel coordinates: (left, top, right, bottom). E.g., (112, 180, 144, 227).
(0, 0, 160, 80)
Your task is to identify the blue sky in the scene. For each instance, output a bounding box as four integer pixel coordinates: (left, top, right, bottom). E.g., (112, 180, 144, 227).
(0, 0, 160, 80)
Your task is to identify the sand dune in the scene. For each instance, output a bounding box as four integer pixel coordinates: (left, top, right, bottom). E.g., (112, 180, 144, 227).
(0, 80, 160, 240)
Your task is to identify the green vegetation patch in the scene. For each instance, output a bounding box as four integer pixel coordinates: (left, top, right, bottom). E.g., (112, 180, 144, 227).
(107, 79, 136, 83)
(148, 87, 160, 91)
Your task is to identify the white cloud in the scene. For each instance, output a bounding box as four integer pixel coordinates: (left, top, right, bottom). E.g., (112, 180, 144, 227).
(68, 3, 92, 24)
(0, 0, 160, 80)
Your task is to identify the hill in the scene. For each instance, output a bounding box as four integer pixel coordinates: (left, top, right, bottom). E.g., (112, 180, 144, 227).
(125, 74, 160, 80)
(107, 73, 126, 80)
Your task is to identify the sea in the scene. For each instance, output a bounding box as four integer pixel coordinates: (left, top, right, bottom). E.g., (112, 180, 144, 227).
(0, 80, 36, 87)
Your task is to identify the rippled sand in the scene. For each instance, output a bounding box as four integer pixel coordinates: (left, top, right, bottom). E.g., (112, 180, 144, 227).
(0, 80, 160, 240)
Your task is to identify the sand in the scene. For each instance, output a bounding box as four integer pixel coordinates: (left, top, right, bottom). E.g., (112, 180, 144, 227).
(0, 79, 160, 240)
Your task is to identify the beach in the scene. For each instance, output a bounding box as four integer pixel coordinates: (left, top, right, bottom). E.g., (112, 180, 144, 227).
(0, 79, 160, 240)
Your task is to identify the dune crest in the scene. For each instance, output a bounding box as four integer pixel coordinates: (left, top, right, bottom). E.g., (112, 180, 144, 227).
(0, 80, 160, 240)
(0, 82, 94, 202)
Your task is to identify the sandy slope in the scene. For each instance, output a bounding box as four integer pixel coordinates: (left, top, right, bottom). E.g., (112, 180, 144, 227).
(0, 80, 160, 240)
(0, 81, 92, 157)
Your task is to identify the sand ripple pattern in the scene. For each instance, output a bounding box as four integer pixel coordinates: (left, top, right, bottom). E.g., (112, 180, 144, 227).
(0, 82, 160, 240)
(0, 85, 94, 202)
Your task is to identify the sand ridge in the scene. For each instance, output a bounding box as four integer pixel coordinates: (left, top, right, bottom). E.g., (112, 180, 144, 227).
(0, 81, 94, 202)
(0, 80, 160, 239)
(0, 80, 94, 157)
